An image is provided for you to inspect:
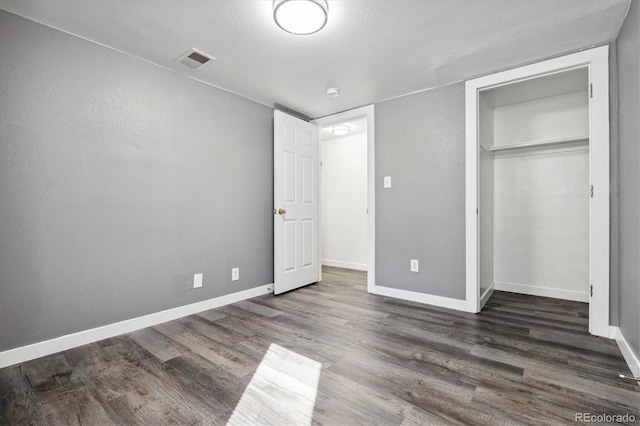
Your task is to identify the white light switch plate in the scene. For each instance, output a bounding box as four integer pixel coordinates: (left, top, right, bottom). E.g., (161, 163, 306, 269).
(384, 176, 391, 188)
(193, 273, 203, 288)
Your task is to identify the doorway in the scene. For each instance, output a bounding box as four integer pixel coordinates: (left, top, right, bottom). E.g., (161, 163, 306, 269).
(312, 105, 375, 291)
(465, 46, 610, 337)
(318, 118, 368, 272)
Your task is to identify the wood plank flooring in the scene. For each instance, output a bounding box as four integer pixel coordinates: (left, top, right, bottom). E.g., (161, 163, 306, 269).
(1, 266, 638, 425)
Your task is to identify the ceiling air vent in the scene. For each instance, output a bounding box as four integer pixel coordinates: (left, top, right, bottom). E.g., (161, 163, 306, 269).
(174, 49, 215, 70)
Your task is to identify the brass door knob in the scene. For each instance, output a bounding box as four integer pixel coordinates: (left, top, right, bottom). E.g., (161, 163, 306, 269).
(278, 208, 286, 215)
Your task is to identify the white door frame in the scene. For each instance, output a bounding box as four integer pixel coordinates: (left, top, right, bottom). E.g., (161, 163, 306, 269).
(311, 105, 376, 292)
(465, 46, 610, 337)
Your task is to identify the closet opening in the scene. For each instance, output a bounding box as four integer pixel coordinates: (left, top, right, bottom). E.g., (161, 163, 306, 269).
(478, 67, 590, 308)
(465, 46, 610, 337)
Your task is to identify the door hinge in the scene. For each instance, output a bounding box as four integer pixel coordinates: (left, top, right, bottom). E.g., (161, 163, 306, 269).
(590, 284, 593, 297)
(590, 83, 593, 98)
(590, 185, 594, 198)
(476, 208, 479, 215)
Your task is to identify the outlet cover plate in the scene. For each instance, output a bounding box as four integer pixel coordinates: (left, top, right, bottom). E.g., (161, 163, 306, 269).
(232, 268, 239, 281)
(410, 259, 419, 272)
(193, 273, 203, 288)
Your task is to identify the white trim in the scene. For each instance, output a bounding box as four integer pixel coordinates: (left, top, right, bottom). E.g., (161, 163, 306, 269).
(610, 326, 640, 378)
(465, 80, 479, 313)
(321, 259, 367, 271)
(609, 325, 619, 340)
(0, 284, 273, 369)
(465, 46, 610, 336)
(586, 46, 610, 338)
(311, 105, 375, 293)
(494, 281, 589, 303)
(363, 44, 610, 108)
(463, 47, 609, 92)
(370, 284, 467, 311)
(480, 283, 495, 308)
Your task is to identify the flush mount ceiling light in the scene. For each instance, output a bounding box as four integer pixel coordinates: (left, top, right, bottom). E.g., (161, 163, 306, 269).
(273, 0, 328, 35)
(331, 125, 350, 136)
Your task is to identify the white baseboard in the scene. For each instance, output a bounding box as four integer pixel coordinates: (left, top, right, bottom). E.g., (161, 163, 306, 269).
(610, 326, 640, 378)
(0, 284, 274, 369)
(494, 281, 589, 302)
(480, 283, 495, 309)
(369, 284, 467, 311)
(322, 259, 367, 271)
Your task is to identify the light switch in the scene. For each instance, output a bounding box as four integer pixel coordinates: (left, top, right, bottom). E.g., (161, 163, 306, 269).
(193, 273, 203, 288)
(384, 176, 391, 188)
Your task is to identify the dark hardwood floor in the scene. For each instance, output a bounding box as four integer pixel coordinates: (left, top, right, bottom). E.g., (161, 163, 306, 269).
(1, 266, 638, 425)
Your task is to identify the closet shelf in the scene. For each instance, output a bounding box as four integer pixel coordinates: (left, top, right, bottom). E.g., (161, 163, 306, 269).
(488, 135, 589, 152)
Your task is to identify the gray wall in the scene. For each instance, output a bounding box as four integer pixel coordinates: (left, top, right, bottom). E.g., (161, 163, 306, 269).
(0, 10, 274, 352)
(375, 84, 466, 299)
(616, 0, 640, 355)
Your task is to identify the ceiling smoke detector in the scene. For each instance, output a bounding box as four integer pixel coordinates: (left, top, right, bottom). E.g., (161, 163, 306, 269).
(174, 49, 215, 70)
(326, 87, 340, 98)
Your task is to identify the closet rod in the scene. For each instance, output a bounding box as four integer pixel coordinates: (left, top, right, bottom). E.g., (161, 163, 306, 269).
(489, 135, 589, 152)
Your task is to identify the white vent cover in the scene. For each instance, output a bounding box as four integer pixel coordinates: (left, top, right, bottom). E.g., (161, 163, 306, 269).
(174, 49, 215, 70)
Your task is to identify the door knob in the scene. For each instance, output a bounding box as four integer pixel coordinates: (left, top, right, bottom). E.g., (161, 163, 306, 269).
(278, 208, 286, 215)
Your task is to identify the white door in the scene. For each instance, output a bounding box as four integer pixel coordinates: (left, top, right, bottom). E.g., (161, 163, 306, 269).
(274, 110, 320, 295)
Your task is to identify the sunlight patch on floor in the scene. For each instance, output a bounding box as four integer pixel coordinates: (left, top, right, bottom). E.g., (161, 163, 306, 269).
(227, 343, 322, 426)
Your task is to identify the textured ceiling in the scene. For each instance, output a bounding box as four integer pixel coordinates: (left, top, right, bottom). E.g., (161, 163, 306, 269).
(0, 0, 630, 119)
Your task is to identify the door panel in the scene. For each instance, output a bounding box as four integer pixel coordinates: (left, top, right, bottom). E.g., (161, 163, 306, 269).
(283, 220, 297, 272)
(283, 151, 296, 203)
(274, 111, 319, 294)
(302, 219, 314, 267)
(302, 155, 314, 203)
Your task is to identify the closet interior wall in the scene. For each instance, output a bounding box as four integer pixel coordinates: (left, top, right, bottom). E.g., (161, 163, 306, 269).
(479, 68, 591, 304)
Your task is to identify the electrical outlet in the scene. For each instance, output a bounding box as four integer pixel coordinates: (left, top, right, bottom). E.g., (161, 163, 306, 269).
(232, 267, 239, 281)
(410, 259, 419, 272)
(384, 176, 392, 188)
(193, 273, 203, 288)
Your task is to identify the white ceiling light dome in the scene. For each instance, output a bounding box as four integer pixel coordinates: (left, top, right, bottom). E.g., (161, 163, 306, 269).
(331, 125, 350, 136)
(273, 0, 328, 35)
